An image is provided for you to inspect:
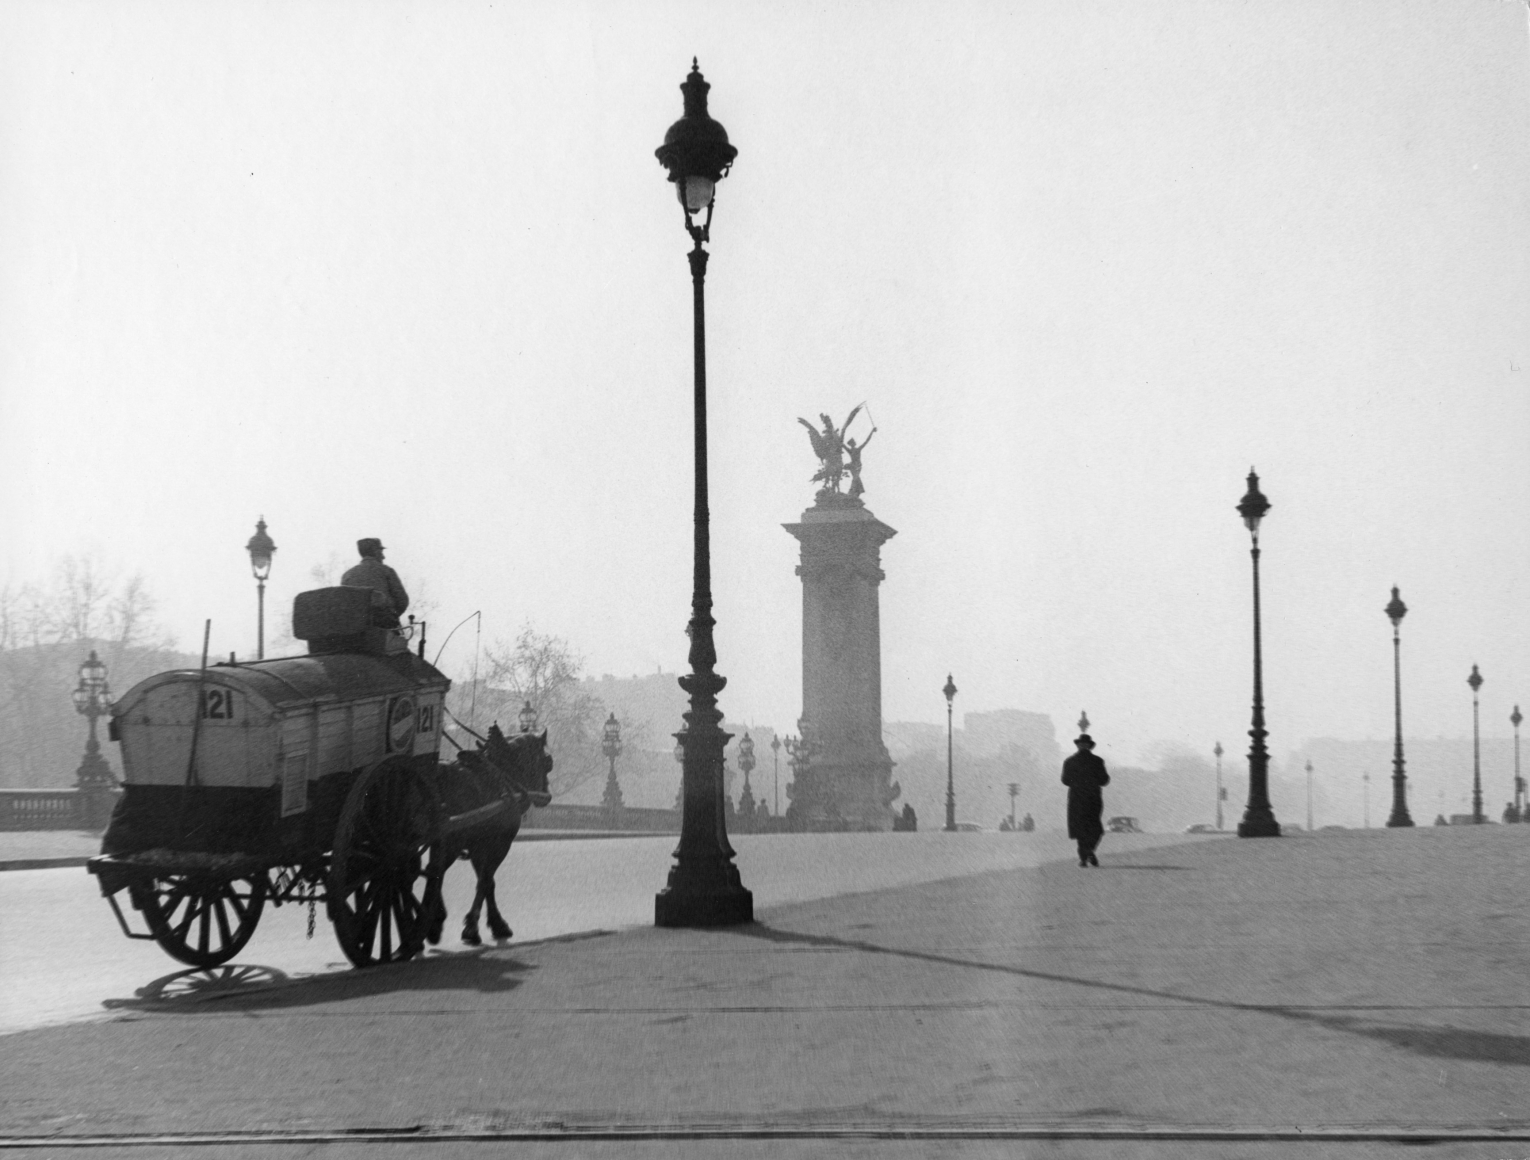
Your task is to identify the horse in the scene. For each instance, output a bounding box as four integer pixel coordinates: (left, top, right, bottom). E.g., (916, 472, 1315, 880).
(425, 723, 553, 946)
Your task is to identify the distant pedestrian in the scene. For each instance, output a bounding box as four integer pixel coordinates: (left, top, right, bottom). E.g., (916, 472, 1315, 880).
(1061, 733, 1110, 867)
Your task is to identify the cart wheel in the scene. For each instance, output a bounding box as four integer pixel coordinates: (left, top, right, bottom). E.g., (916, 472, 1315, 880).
(328, 757, 440, 968)
(130, 872, 268, 969)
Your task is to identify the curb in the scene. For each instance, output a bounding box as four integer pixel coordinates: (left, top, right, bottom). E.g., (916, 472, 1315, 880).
(0, 856, 91, 872)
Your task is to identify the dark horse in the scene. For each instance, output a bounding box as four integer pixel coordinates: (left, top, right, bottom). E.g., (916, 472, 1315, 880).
(425, 723, 552, 946)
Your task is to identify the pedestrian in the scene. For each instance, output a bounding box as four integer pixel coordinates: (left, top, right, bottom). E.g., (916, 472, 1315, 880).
(1061, 733, 1110, 867)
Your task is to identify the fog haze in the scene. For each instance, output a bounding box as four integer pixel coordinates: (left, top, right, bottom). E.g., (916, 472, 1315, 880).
(3, 1, 1527, 800)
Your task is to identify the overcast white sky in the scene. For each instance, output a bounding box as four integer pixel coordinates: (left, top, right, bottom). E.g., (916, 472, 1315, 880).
(3, 0, 1528, 784)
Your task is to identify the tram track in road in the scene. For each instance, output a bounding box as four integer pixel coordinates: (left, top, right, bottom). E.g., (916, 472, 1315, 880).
(3, 1120, 1530, 1148)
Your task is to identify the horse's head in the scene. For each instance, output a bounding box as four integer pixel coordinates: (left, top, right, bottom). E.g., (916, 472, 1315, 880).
(481, 722, 553, 808)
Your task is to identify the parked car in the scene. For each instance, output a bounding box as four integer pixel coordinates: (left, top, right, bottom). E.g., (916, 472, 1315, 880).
(955, 822, 984, 832)
(1106, 816, 1142, 833)
(1184, 823, 1216, 834)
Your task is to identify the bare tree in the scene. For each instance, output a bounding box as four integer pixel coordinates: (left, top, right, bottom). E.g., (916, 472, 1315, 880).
(445, 624, 617, 798)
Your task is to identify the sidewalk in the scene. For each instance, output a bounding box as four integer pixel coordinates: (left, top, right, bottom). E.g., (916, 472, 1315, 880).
(2, 825, 1528, 1157)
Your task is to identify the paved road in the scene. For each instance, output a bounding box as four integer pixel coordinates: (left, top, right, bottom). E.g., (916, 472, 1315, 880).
(0, 829, 1210, 1035)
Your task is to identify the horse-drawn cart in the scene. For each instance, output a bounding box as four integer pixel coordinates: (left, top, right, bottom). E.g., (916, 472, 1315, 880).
(87, 586, 550, 969)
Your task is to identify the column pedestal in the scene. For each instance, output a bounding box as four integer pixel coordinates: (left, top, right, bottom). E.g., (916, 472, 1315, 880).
(783, 492, 899, 831)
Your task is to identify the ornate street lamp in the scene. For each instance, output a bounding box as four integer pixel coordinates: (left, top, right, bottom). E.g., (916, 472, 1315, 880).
(1512, 705, 1524, 823)
(770, 733, 781, 817)
(943, 674, 958, 832)
(652, 59, 750, 927)
(1363, 771, 1371, 828)
(1007, 782, 1019, 830)
(736, 730, 757, 823)
(518, 700, 538, 734)
(1468, 664, 1484, 824)
(72, 650, 116, 827)
(1384, 587, 1414, 827)
(1235, 469, 1281, 837)
(245, 517, 276, 660)
(601, 712, 624, 812)
(1214, 741, 1224, 831)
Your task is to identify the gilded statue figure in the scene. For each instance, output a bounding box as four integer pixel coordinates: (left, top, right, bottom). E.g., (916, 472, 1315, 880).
(797, 404, 875, 497)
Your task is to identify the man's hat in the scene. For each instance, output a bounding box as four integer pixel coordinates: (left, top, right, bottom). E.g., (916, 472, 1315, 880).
(1075, 734, 1095, 748)
(357, 538, 385, 556)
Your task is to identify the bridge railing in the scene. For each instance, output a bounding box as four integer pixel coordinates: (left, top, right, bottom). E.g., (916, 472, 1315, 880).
(0, 788, 120, 831)
(520, 802, 679, 833)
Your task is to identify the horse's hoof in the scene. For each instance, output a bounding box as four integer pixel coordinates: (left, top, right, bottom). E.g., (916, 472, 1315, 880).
(461, 929, 482, 947)
(491, 926, 512, 942)
(488, 920, 512, 940)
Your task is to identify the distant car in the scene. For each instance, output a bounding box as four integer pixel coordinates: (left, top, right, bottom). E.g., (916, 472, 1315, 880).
(1319, 825, 1347, 832)
(1184, 823, 1216, 834)
(1106, 816, 1142, 834)
(955, 822, 984, 832)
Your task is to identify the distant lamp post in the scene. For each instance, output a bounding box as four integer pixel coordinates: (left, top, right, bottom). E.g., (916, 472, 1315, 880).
(1512, 705, 1524, 823)
(737, 730, 757, 811)
(518, 700, 538, 734)
(1468, 665, 1484, 824)
(1007, 782, 1019, 830)
(245, 517, 276, 660)
(72, 650, 116, 828)
(770, 734, 781, 816)
(1363, 771, 1371, 829)
(601, 713, 624, 813)
(1384, 587, 1414, 827)
(652, 59, 750, 928)
(1214, 741, 1225, 831)
(1305, 759, 1314, 832)
(1235, 469, 1281, 837)
(72, 650, 115, 790)
(943, 674, 958, 832)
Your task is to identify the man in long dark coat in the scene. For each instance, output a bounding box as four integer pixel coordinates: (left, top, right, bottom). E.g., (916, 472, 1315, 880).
(1061, 734, 1110, 867)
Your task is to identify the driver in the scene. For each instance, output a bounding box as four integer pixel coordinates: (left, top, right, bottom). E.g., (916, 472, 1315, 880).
(341, 538, 409, 628)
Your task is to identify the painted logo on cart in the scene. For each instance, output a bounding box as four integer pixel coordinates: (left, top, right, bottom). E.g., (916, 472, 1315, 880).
(386, 696, 417, 753)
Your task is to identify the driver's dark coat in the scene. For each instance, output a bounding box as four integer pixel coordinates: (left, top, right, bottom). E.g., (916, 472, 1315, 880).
(1061, 750, 1111, 843)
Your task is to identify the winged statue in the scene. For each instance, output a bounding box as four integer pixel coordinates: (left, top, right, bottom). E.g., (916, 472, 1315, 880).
(797, 405, 864, 494)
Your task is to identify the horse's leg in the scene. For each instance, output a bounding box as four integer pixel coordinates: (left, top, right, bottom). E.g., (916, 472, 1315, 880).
(422, 846, 452, 946)
(460, 845, 490, 946)
(482, 829, 516, 940)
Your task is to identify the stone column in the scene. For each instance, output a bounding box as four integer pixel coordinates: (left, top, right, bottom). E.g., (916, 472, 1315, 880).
(783, 492, 899, 830)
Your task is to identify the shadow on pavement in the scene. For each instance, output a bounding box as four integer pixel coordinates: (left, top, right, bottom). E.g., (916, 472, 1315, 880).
(101, 946, 554, 1014)
(732, 922, 1530, 1068)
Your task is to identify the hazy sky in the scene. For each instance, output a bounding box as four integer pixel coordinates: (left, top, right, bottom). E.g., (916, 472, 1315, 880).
(4, 1, 1528, 783)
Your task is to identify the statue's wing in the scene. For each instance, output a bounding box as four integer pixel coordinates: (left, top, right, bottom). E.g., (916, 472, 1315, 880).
(841, 404, 864, 437)
(798, 417, 829, 460)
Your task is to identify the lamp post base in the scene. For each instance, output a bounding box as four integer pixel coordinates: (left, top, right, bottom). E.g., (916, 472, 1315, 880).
(655, 872, 753, 928)
(1237, 808, 1281, 838)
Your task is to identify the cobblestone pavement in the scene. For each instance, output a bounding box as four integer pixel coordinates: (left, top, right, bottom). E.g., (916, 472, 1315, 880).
(2, 825, 1527, 1157)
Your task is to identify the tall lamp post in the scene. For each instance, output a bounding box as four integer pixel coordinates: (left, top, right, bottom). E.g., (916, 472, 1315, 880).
(1468, 664, 1484, 824)
(1384, 587, 1414, 827)
(943, 674, 958, 832)
(1512, 705, 1524, 823)
(650, 58, 751, 929)
(770, 734, 781, 816)
(1305, 759, 1314, 832)
(1007, 782, 1019, 830)
(1214, 741, 1224, 831)
(1236, 469, 1281, 837)
(601, 713, 624, 814)
(245, 518, 275, 660)
(72, 650, 116, 828)
(1363, 772, 1371, 828)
